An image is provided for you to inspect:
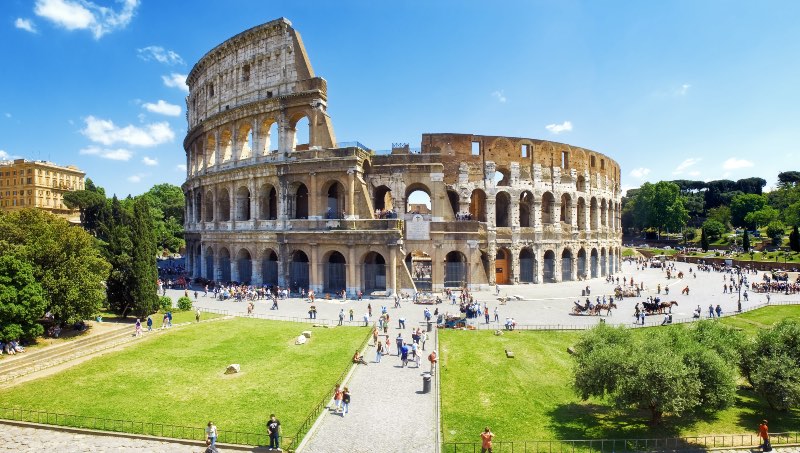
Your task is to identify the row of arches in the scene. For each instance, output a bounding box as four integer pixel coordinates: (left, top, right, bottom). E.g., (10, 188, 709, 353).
(188, 115, 310, 176)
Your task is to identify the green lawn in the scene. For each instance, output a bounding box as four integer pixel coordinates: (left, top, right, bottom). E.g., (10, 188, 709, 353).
(720, 305, 800, 334)
(0, 318, 368, 444)
(440, 305, 800, 444)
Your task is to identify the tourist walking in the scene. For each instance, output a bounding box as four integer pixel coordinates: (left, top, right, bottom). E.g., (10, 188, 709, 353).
(395, 333, 403, 356)
(135, 318, 142, 337)
(759, 419, 770, 451)
(428, 350, 437, 373)
(341, 387, 351, 416)
(146, 316, 152, 331)
(480, 426, 494, 453)
(205, 421, 218, 449)
(196, 308, 201, 322)
(375, 340, 384, 363)
(333, 384, 343, 412)
(267, 414, 281, 450)
(338, 309, 344, 326)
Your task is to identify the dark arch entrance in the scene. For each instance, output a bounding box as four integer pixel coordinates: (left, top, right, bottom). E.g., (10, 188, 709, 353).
(205, 247, 215, 281)
(290, 251, 309, 291)
(543, 250, 556, 283)
(577, 248, 587, 279)
(219, 248, 231, 282)
(496, 248, 510, 284)
(444, 251, 467, 288)
(324, 251, 347, 293)
(590, 248, 599, 278)
(363, 252, 386, 293)
(561, 249, 573, 282)
(262, 249, 278, 286)
(406, 251, 432, 291)
(236, 249, 252, 284)
(519, 248, 535, 283)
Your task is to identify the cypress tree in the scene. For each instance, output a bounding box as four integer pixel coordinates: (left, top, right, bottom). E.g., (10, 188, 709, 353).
(129, 197, 160, 318)
(791, 225, 800, 252)
(701, 227, 709, 252)
(103, 196, 134, 316)
(742, 229, 750, 252)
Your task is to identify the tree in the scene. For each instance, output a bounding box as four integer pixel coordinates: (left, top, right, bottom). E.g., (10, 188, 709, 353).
(777, 171, 800, 188)
(741, 320, 800, 410)
(139, 183, 185, 253)
(730, 194, 767, 229)
(129, 197, 159, 318)
(0, 249, 47, 341)
(104, 196, 135, 316)
(742, 229, 750, 252)
(706, 206, 732, 229)
(572, 323, 738, 425)
(632, 182, 689, 237)
(766, 220, 786, 247)
(791, 226, 800, 252)
(701, 227, 710, 251)
(0, 209, 110, 324)
(702, 219, 727, 241)
(745, 207, 779, 229)
(736, 177, 767, 195)
(63, 189, 108, 235)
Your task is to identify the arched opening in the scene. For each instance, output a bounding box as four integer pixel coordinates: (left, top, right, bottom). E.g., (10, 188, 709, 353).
(323, 180, 346, 219)
(235, 186, 251, 221)
(600, 248, 607, 276)
(542, 192, 556, 225)
(258, 184, 278, 220)
(218, 188, 231, 222)
(205, 247, 215, 281)
(236, 248, 252, 284)
(600, 199, 608, 227)
(590, 197, 599, 230)
(193, 243, 202, 278)
(470, 189, 487, 222)
(519, 248, 535, 283)
(480, 251, 491, 283)
(577, 248, 587, 279)
(577, 198, 586, 230)
(577, 175, 586, 192)
(205, 134, 216, 168)
(609, 247, 615, 274)
(561, 249, 573, 281)
(193, 142, 204, 175)
(262, 249, 278, 286)
(324, 251, 347, 293)
(374, 185, 393, 211)
(495, 192, 511, 227)
(590, 248, 599, 278)
(447, 189, 460, 219)
(496, 248, 511, 284)
(494, 168, 510, 186)
(220, 129, 233, 163)
(289, 250, 309, 291)
(444, 251, 467, 288)
(261, 119, 279, 154)
(560, 193, 573, 224)
(290, 183, 309, 219)
(291, 116, 310, 152)
(219, 247, 231, 282)
(238, 123, 253, 160)
(204, 191, 214, 221)
(363, 252, 386, 293)
(406, 250, 432, 291)
(194, 192, 202, 223)
(519, 191, 534, 227)
(543, 250, 556, 283)
(406, 184, 432, 214)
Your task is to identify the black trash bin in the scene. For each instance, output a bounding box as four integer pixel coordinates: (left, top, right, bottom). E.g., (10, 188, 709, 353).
(581, 289, 586, 296)
(427, 321, 433, 332)
(422, 372, 432, 393)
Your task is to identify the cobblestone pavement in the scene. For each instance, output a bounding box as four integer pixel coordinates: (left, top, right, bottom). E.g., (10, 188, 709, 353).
(0, 423, 218, 452)
(300, 326, 438, 453)
(171, 261, 800, 330)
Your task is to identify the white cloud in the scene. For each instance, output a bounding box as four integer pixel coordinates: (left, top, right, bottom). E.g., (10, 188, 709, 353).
(34, 0, 139, 39)
(15, 18, 37, 33)
(142, 99, 181, 117)
(629, 168, 651, 180)
(545, 121, 572, 134)
(688, 170, 701, 177)
(162, 73, 189, 93)
(673, 157, 701, 175)
(722, 157, 754, 170)
(0, 150, 9, 160)
(142, 156, 158, 166)
(491, 90, 507, 103)
(176, 164, 187, 172)
(127, 174, 143, 183)
(675, 83, 691, 96)
(137, 46, 184, 65)
(79, 146, 133, 161)
(81, 115, 175, 147)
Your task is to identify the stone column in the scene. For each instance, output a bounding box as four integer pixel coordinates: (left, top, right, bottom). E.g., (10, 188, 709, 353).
(231, 256, 240, 283)
(200, 245, 207, 280)
(431, 244, 443, 292)
(212, 185, 219, 228)
(309, 172, 318, 219)
(511, 247, 521, 284)
(511, 193, 520, 228)
(533, 199, 542, 231)
(214, 130, 221, 170)
(251, 118, 261, 160)
(534, 248, 543, 284)
(389, 243, 397, 296)
(571, 251, 578, 282)
(553, 201, 562, 231)
(250, 178, 258, 222)
(348, 245, 357, 297)
(251, 257, 262, 286)
(229, 182, 236, 230)
(213, 248, 221, 282)
(310, 244, 321, 293)
(346, 169, 356, 219)
(487, 235, 497, 286)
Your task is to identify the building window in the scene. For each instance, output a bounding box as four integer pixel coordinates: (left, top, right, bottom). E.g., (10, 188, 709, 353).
(521, 144, 530, 158)
(601, 159, 605, 170)
(590, 156, 596, 167)
(561, 151, 569, 169)
(26, 177, 32, 184)
(242, 64, 251, 82)
(209, 83, 215, 97)
(471, 141, 481, 156)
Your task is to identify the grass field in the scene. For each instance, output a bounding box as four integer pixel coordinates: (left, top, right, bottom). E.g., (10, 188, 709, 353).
(440, 305, 800, 444)
(0, 318, 368, 441)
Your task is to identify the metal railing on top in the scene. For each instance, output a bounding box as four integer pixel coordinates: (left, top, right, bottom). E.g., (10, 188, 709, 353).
(0, 406, 279, 447)
(442, 432, 800, 452)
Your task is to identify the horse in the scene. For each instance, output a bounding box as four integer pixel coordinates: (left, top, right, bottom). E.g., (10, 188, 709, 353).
(593, 302, 618, 316)
(658, 301, 678, 313)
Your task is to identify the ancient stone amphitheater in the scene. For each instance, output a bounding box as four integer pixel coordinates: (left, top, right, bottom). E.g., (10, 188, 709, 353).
(182, 18, 622, 296)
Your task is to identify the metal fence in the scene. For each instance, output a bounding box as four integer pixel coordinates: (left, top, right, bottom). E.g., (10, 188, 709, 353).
(443, 432, 800, 452)
(0, 406, 277, 447)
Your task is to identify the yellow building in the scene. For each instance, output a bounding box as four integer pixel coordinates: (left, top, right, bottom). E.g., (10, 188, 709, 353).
(0, 158, 86, 222)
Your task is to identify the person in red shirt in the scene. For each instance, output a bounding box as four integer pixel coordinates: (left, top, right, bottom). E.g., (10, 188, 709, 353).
(759, 420, 770, 450)
(480, 426, 494, 453)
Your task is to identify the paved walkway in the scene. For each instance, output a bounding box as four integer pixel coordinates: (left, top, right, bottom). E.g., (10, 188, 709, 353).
(299, 324, 438, 453)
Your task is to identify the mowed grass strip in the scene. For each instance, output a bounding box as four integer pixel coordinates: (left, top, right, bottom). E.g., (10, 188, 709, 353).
(0, 318, 367, 437)
(440, 305, 800, 444)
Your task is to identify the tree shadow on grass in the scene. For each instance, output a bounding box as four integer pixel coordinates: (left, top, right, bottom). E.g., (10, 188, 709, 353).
(733, 387, 800, 435)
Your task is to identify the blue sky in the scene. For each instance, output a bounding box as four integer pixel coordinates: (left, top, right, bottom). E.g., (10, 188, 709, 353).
(1, 0, 799, 198)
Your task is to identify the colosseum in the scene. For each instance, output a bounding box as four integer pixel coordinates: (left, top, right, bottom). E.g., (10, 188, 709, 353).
(182, 18, 623, 296)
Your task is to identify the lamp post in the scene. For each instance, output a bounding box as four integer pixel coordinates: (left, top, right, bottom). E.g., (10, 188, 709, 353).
(737, 267, 742, 313)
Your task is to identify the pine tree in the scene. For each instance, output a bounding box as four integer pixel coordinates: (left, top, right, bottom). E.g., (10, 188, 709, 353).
(791, 225, 800, 252)
(701, 227, 709, 251)
(129, 197, 160, 318)
(103, 196, 134, 316)
(742, 229, 750, 252)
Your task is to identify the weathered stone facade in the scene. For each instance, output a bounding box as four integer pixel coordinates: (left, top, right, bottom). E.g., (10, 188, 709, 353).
(182, 18, 622, 296)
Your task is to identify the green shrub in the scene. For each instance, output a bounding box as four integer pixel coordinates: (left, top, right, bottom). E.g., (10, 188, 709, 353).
(159, 296, 172, 311)
(177, 296, 193, 311)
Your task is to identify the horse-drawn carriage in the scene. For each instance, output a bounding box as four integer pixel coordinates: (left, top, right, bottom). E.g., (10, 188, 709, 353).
(641, 299, 678, 314)
(439, 315, 467, 329)
(572, 300, 617, 316)
(614, 287, 639, 299)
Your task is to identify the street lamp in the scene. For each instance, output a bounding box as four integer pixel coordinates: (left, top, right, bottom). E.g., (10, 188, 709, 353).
(737, 267, 742, 313)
